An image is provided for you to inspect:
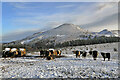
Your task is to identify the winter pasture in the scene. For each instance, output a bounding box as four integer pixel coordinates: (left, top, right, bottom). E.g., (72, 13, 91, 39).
(0, 42, 119, 78)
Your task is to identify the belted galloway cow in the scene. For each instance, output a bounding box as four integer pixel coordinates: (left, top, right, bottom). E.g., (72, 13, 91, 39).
(101, 52, 110, 61)
(89, 50, 99, 60)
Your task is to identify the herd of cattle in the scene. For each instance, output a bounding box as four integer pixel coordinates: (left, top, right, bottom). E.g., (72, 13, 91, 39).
(40, 49, 62, 60)
(73, 50, 110, 61)
(2, 48, 62, 60)
(2, 48, 26, 57)
(2, 48, 110, 61)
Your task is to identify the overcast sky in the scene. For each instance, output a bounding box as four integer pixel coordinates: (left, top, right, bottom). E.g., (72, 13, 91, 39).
(2, 2, 119, 42)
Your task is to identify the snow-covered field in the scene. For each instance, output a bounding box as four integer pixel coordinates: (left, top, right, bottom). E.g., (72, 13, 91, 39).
(0, 42, 119, 78)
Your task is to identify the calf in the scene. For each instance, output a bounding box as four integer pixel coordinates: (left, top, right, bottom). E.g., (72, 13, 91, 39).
(101, 52, 110, 61)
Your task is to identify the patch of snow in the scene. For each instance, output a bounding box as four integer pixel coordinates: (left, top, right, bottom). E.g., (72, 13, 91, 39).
(0, 42, 119, 78)
(56, 35, 65, 37)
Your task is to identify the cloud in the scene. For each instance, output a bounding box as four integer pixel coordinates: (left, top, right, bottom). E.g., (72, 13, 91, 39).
(79, 2, 118, 31)
(2, 28, 44, 42)
(16, 3, 118, 24)
(2, 2, 119, 42)
(10, 3, 30, 9)
(56, 4, 75, 8)
(12, 2, 118, 30)
(10, 2, 42, 9)
(82, 13, 118, 31)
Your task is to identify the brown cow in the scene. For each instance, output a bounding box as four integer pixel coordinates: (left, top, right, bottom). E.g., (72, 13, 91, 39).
(19, 48, 26, 57)
(46, 49, 56, 60)
(10, 48, 18, 57)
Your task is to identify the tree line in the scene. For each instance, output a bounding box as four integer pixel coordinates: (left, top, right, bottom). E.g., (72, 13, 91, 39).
(2, 36, 120, 52)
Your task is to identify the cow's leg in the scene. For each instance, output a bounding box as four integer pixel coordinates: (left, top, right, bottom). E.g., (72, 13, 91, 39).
(108, 53, 110, 61)
(104, 58, 105, 61)
(76, 54, 77, 58)
(94, 58, 96, 60)
(44, 53, 46, 58)
(76, 55, 77, 58)
(43, 53, 44, 58)
(2, 52, 5, 57)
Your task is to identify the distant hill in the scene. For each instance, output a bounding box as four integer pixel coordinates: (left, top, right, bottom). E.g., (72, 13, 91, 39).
(97, 29, 115, 37)
(18, 23, 91, 44)
(3, 24, 119, 46)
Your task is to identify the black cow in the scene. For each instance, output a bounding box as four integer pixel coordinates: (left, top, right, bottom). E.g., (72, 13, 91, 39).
(82, 51, 87, 58)
(2, 51, 15, 57)
(92, 50, 98, 60)
(89, 51, 93, 55)
(49, 50, 54, 55)
(2, 50, 6, 57)
(40, 50, 45, 56)
(10, 51, 16, 57)
(101, 52, 110, 61)
(89, 50, 98, 60)
(45, 50, 50, 57)
(2, 51, 10, 57)
(17, 50, 21, 57)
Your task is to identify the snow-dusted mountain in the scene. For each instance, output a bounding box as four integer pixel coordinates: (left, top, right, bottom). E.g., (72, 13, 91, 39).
(98, 29, 113, 34)
(7, 24, 119, 45)
(97, 29, 115, 37)
(19, 23, 91, 44)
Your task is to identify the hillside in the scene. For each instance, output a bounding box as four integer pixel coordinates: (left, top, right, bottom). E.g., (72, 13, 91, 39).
(19, 23, 91, 44)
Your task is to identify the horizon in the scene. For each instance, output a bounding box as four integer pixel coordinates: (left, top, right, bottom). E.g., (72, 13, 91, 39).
(2, 2, 119, 42)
